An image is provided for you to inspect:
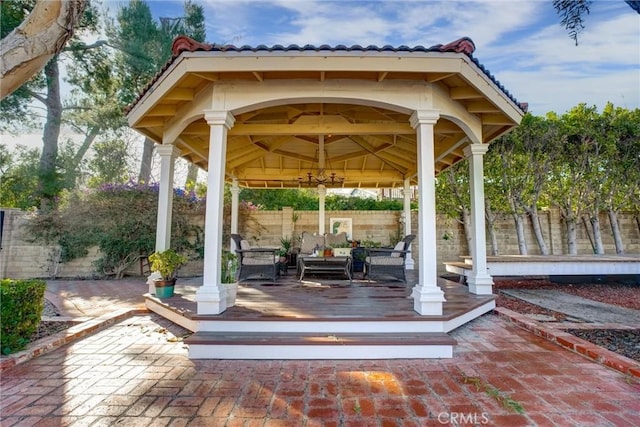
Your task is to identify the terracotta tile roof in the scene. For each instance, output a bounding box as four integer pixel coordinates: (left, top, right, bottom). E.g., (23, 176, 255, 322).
(127, 36, 527, 114)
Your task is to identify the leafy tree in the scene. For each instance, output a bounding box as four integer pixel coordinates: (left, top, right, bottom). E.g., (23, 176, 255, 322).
(108, 0, 207, 184)
(436, 161, 472, 254)
(600, 104, 640, 252)
(0, 1, 102, 210)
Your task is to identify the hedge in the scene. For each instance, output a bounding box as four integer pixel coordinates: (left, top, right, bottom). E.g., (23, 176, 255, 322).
(0, 279, 46, 355)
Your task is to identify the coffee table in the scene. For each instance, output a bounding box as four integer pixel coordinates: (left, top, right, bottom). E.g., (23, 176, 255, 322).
(298, 256, 352, 283)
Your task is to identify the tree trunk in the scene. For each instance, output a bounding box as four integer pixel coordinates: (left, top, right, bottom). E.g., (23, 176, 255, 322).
(485, 199, 499, 256)
(607, 209, 624, 254)
(590, 215, 605, 255)
(70, 125, 100, 185)
(528, 207, 550, 255)
(185, 163, 198, 188)
(1, 0, 87, 99)
(461, 207, 472, 256)
(138, 137, 154, 183)
(512, 212, 528, 255)
(39, 58, 62, 211)
(566, 215, 578, 255)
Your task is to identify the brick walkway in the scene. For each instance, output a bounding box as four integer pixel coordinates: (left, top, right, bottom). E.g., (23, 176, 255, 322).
(2, 312, 639, 426)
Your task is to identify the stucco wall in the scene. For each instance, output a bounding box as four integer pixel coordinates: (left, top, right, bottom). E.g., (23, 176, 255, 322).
(1, 207, 639, 279)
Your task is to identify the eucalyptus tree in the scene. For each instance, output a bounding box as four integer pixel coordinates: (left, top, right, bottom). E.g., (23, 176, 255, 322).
(547, 110, 594, 255)
(600, 105, 640, 252)
(559, 104, 615, 254)
(435, 160, 472, 254)
(483, 146, 511, 255)
(0, 1, 101, 210)
(489, 114, 558, 255)
(1, 0, 87, 99)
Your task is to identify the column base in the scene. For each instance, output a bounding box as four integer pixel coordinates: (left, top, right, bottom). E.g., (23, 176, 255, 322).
(411, 284, 446, 315)
(195, 284, 226, 314)
(467, 273, 494, 295)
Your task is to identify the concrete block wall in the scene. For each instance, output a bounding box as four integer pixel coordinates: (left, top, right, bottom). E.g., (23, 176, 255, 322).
(2, 207, 639, 279)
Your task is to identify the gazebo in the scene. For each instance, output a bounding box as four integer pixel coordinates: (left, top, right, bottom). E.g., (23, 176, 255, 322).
(126, 36, 525, 358)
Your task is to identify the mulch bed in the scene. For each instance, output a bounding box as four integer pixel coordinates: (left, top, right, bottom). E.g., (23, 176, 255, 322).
(493, 278, 640, 363)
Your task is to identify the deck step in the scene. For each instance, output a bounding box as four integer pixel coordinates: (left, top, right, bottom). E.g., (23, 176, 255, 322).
(185, 331, 456, 359)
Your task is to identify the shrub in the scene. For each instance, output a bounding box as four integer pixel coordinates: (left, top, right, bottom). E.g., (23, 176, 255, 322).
(0, 279, 46, 355)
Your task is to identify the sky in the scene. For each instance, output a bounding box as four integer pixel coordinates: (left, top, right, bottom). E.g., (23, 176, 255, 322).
(137, 0, 639, 116)
(2, 1, 638, 171)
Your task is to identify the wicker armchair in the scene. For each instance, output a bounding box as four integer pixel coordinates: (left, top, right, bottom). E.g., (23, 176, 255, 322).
(230, 234, 279, 282)
(364, 234, 416, 283)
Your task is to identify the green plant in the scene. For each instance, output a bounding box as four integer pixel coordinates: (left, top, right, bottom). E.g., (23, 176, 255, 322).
(460, 374, 525, 414)
(221, 250, 238, 283)
(148, 249, 187, 280)
(25, 183, 204, 279)
(330, 241, 352, 248)
(280, 236, 293, 253)
(360, 236, 382, 248)
(0, 279, 46, 355)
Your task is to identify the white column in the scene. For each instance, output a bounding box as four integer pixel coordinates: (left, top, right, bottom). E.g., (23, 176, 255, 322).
(196, 110, 235, 314)
(403, 178, 415, 270)
(155, 144, 181, 251)
(409, 110, 446, 315)
(230, 178, 240, 251)
(318, 184, 326, 235)
(463, 144, 494, 295)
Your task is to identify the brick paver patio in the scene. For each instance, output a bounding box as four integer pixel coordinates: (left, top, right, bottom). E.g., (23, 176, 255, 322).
(2, 311, 639, 426)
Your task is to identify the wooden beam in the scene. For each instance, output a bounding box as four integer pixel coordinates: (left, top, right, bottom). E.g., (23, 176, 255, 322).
(450, 86, 484, 100)
(228, 122, 414, 136)
(164, 87, 195, 101)
(146, 104, 177, 116)
(192, 72, 219, 82)
(481, 114, 515, 125)
(377, 71, 388, 82)
(467, 101, 500, 114)
(252, 72, 263, 82)
(425, 72, 455, 83)
(135, 117, 166, 128)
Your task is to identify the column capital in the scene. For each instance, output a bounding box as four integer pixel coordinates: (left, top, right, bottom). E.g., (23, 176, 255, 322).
(156, 144, 181, 158)
(317, 184, 327, 196)
(230, 179, 240, 195)
(204, 110, 235, 129)
(409, 110, 440, 129)
(463, 143, 489, 157)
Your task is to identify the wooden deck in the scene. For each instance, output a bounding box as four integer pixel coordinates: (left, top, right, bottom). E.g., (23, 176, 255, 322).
(445, 254, 640, 279)
(147, 270, 494, 323)
(144, 270, 496, 359)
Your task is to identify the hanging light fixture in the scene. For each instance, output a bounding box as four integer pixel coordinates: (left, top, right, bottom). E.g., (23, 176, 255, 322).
(298, 135, 344, 187)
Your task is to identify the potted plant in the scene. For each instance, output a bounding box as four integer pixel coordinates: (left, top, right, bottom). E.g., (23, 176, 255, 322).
(331, 241, 352, 257)
(221, 250, 239, 307)
(148, 249, 187, 298)
(280, 236, 297, 266)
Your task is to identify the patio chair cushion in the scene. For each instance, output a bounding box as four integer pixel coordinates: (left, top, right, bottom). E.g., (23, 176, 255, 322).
(367, 256, 404, 266)
(242, 255, 277, 265)
(325, 232, 348, 247)
(240, 239, 256, 258)
(300, 234, 325, 255)
(391, 241, 405, 257)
